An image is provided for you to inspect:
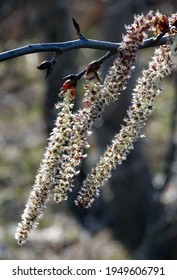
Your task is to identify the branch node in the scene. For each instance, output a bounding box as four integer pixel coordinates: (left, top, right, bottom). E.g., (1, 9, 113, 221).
(37, 52, 59, 79)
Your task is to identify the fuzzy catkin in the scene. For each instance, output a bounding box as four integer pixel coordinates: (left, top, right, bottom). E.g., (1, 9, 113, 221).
(99, 11, 155, 104)
(75, 36, 177, 208)
(15, 92, 73, 244)
(52, 81, 99, 202)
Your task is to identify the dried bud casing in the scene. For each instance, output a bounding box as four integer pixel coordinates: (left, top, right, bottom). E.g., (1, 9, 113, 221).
(37, 60, 51, 70)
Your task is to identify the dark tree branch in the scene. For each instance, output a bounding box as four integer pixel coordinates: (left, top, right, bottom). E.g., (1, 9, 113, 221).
(0, 35, 172, 63)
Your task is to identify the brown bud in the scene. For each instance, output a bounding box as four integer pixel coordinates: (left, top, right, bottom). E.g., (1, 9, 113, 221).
(158, 15, 169, 33)
(37, 60, 51, 70)
(86, 61, 101, 82)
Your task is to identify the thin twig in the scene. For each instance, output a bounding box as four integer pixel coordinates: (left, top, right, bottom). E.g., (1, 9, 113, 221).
(72, 17, 86, 40)
(63, 50, 116, 81)
(0, 35, 171, 63)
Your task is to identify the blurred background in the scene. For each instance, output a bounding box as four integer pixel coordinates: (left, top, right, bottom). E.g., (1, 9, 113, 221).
(0, 0, 177, 259)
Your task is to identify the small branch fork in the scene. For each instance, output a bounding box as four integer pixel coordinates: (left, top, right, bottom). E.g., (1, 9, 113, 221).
(0, 17, 175, 81)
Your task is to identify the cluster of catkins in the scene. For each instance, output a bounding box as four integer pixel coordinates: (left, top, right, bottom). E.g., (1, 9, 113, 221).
(15, 11, 177, 244)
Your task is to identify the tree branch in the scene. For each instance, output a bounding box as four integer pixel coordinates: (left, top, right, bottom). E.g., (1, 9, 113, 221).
(0, 35, 171, 63)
